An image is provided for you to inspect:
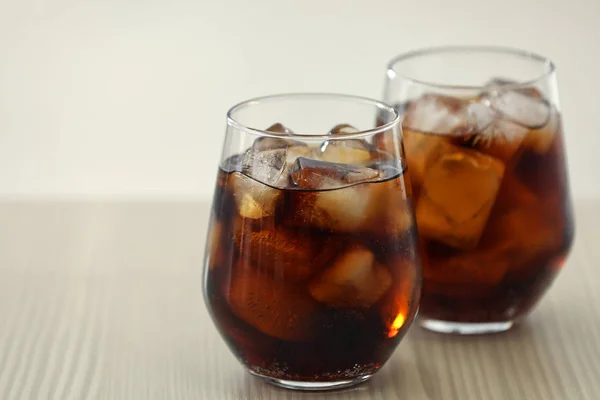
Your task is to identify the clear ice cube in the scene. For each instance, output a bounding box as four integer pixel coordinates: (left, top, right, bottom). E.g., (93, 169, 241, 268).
(402, 131, 446, 186)
(328, 123, 359, 134)
(317, 123, 382, 164)
(403, 94, 493, 135)
(466, 118, 529, 162)
(241, 148, 287, 186)
(251, 123, 303, 152)
(265, 122, 294, 134)
(523, 110, 559, 154)
(292, 186, 374, 233)
(485, 88, 550, 129)
(309, 246, 392, 308)
(286, 145, 315, 162)
(289, 157, 379, 189)
(484, 78, 544, 100)
(319, 140, 378, 165)
(416, 144, 505, 249)
(290, 173, 412, 236)
(251, 137, 305, 152)
(230, 172, 282, 219)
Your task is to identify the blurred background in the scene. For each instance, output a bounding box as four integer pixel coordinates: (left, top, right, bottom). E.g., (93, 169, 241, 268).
(0, 0, 598, 200)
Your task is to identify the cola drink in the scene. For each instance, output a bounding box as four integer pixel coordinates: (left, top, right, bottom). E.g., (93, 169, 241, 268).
(377, 88, 574, 326)
(204, 124, 421, 382)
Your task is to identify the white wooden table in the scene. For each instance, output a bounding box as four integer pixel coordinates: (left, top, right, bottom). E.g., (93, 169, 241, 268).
(0, 200, 598, 400)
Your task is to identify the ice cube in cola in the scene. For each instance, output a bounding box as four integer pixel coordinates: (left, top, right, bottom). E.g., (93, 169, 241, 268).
(318, 124, 381, 165)
(398, 89, 573, 324)
(204, 123, 421, 382)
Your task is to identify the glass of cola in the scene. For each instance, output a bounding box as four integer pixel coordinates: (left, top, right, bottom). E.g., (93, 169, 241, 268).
(382, 46, 574, 334)
(203, 93, 422, 390)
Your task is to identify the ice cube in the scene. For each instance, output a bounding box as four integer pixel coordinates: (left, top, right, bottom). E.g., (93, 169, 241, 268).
(318, 139, 379, 165)
(404, 94, 463, 134)
(319, 123, 384, 164)
(230, 172, 282, 219)
(233, 220, 335, 280)
(286, 145, 315, 162)
(328, 123, 359, 134)
(416, 144, 505, 249)
(465, 118, 529, 162)
(289, 157, 379, 189)
(241, 148, 287, 187)
(404, 94, 494, 135)
(402, 130, 447, 186)
(290, 172, 413, 236)
(228, 267, 319, 341)
(249, 123, 306, 162)
(251, 137, 306, 152)
(464, 102, 496, 133)
(291, 186, 375, 233)
(249, 123, 303, 153)
(523, 109, 560, 154)
(484, 78, 543, 99)
(486, 88, 550, 129)
(265, 122, 294, 134)
(309, 246, 392, 308)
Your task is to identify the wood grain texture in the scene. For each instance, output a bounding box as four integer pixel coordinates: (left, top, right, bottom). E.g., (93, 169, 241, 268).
(0, 200, 598, 400)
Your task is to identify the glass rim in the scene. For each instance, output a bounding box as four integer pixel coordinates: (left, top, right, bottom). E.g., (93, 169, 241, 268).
(226, 93, 400, 140)
(386, 45, 556, 91)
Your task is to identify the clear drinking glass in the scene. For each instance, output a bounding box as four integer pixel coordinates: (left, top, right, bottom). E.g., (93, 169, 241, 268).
(203, 93, 422, 390)
(381, 46, 574, 334)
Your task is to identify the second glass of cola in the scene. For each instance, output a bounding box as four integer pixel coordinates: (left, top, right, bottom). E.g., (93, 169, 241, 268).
(382, 46, 574, 334)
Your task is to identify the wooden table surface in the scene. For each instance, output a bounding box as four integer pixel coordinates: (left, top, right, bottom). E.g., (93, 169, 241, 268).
(0, 200, 598, 400)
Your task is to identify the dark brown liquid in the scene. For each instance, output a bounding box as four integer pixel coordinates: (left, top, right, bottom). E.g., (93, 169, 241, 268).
(380, 102, 574, 323)
(204, 167, 421, 382)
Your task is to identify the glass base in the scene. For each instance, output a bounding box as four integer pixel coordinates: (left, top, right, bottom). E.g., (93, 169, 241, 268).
(248, 370, 372, 391)
(420, 318, 514, 335)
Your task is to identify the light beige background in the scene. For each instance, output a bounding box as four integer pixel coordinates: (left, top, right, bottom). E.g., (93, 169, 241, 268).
(0, 0, 599, 199)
